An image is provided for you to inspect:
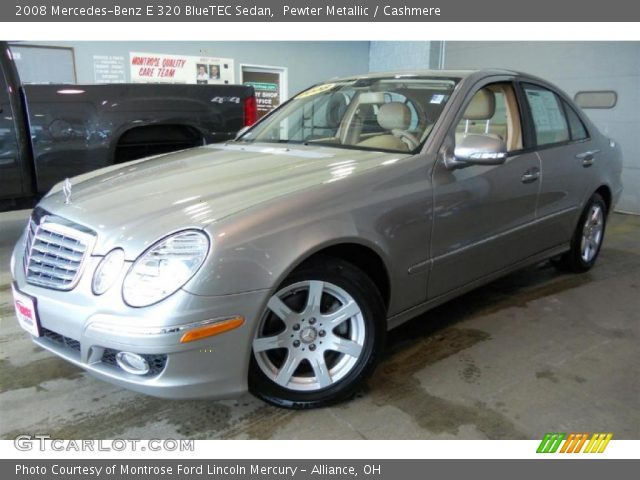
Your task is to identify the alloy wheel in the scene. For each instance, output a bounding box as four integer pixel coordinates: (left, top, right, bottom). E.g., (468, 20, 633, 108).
(253, 280, 366, 392)
(580, 204, 604, 262)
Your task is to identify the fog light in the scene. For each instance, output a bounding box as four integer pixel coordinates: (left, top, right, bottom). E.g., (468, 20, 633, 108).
(115, 351, 150, 375)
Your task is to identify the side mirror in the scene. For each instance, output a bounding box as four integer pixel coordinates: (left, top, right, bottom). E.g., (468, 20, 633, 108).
(446, 134, 508, 169)
(235, 126, 251, 140)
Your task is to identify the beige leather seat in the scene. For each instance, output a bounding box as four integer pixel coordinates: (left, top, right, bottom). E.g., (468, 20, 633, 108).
(465, 88, 496, 122)
(455, 89, 502, 144)
(455, 86, 523, 151)
(357, 102, 418, 151)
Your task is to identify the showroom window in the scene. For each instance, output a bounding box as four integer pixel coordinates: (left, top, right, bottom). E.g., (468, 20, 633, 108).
(523, 84, 570, 146)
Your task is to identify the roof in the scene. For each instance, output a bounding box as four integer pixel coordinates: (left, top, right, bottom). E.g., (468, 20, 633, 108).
(331, 68, 527, 82)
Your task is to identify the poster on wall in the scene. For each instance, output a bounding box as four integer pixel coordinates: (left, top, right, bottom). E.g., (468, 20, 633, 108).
(93, 55, 126, 83)
(129, 52, 234, 84)
(241, 68, 283, 119)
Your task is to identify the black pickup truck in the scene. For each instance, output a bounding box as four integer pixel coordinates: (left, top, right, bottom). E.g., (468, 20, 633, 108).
(0, 42, 256, 209)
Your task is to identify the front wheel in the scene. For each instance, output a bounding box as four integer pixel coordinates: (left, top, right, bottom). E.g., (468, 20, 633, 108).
(249, 257, 385, 409)
(556, 193, 607, 272)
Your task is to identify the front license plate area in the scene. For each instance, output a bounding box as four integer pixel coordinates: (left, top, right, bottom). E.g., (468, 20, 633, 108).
(11, 284, 41, 337)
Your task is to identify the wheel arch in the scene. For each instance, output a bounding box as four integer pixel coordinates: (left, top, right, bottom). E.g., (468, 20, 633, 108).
(248, 238, 390, 408)
(276, 239, 392, 313)
(110, 122, 206, 164)
(594, 184, 612, 214)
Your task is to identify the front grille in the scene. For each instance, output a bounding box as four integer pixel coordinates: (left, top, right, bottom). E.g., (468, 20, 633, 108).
(101, 348, 168, 376)
(23, 209, 96, 291)
(41, 327, 81, 352)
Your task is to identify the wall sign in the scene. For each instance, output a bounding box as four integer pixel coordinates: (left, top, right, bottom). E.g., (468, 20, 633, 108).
(93, 55, 126, 83)
(129, 51, 234, 84)
(241, 65, 287, 119)
(574, 90, 618, 109)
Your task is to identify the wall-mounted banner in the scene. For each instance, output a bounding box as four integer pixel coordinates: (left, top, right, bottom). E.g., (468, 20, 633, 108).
(129, 52, 234, 84)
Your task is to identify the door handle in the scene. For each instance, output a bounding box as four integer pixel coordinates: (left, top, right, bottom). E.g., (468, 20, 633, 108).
(521, 168, 540, 184)
(576, 150, 599, 167)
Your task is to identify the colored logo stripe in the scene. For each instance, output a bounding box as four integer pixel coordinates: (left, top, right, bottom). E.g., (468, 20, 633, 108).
(559, 433, 589, 453)
(538, 432, 613, 453)
(537, 433, 565, 453)
(583, 433, 613, 453)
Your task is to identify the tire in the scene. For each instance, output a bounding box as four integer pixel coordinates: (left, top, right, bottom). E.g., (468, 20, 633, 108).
(249, 256, 386, 409)
(556, 193, 607, 273)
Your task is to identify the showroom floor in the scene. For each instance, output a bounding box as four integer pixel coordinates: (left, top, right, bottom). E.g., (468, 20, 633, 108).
(0, 209, 638, 440)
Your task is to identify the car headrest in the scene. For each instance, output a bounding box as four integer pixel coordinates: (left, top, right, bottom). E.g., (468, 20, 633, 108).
(378, 102, 411, 130)
(463, 89, 496, 120)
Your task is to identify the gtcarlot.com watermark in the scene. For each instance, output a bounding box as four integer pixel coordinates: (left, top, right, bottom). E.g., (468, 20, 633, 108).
(15, 435, 194, 452)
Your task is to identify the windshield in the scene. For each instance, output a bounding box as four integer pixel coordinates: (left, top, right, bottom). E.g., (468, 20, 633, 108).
(239, 76, 459, 154)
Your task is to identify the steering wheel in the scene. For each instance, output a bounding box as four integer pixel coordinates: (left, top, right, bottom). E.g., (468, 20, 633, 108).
(392, 129, 420, 150)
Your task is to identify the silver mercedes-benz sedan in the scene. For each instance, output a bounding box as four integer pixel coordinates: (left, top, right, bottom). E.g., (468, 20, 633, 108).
(10, 70, 623, 408)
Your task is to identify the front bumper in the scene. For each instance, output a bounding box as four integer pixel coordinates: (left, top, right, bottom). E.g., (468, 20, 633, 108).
(11, 238, 270, 400)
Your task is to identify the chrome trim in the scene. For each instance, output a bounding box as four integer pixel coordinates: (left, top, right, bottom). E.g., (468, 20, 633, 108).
(23, 212, 97, 291)
(407, 260, 430, 275)
(88, 315, 242, 337)
(62, 178, 73, 205)
(431, 206, 579, 263)
(575, 149, 601, 159)
(389, 243, 571, 330)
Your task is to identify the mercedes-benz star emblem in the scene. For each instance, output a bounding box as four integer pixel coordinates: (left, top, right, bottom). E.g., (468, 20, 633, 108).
(62, 178, 72, 205)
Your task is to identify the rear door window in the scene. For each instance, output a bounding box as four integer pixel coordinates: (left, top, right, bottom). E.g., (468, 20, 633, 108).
(562, 101, 589, 141)
(523, 84, 570, 146)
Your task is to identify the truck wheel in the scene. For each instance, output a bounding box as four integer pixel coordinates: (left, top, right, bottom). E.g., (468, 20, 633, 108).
(249, 257, 385, 409)
(556, 193, 607, 273)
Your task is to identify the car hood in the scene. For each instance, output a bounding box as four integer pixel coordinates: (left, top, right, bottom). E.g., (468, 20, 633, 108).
(38, 142, 406, 257)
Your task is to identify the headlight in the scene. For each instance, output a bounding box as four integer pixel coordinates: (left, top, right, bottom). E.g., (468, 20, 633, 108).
(122, 230, 210, 307)
(92, 249, 125, 295)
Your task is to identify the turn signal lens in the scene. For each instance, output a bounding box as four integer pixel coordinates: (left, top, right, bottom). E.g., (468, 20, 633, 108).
(179, 316, 245, 343)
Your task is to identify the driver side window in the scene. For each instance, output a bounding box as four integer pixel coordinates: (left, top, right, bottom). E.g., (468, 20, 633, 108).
(456, 82, 523, 152)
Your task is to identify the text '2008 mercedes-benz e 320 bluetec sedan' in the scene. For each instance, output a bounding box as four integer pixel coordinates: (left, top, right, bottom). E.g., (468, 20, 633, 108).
(11, 70, 623, 408)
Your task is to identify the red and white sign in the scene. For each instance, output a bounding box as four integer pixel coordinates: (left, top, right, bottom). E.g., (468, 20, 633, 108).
(129, 51, 235, 84)
(12, 284, 41, 337)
